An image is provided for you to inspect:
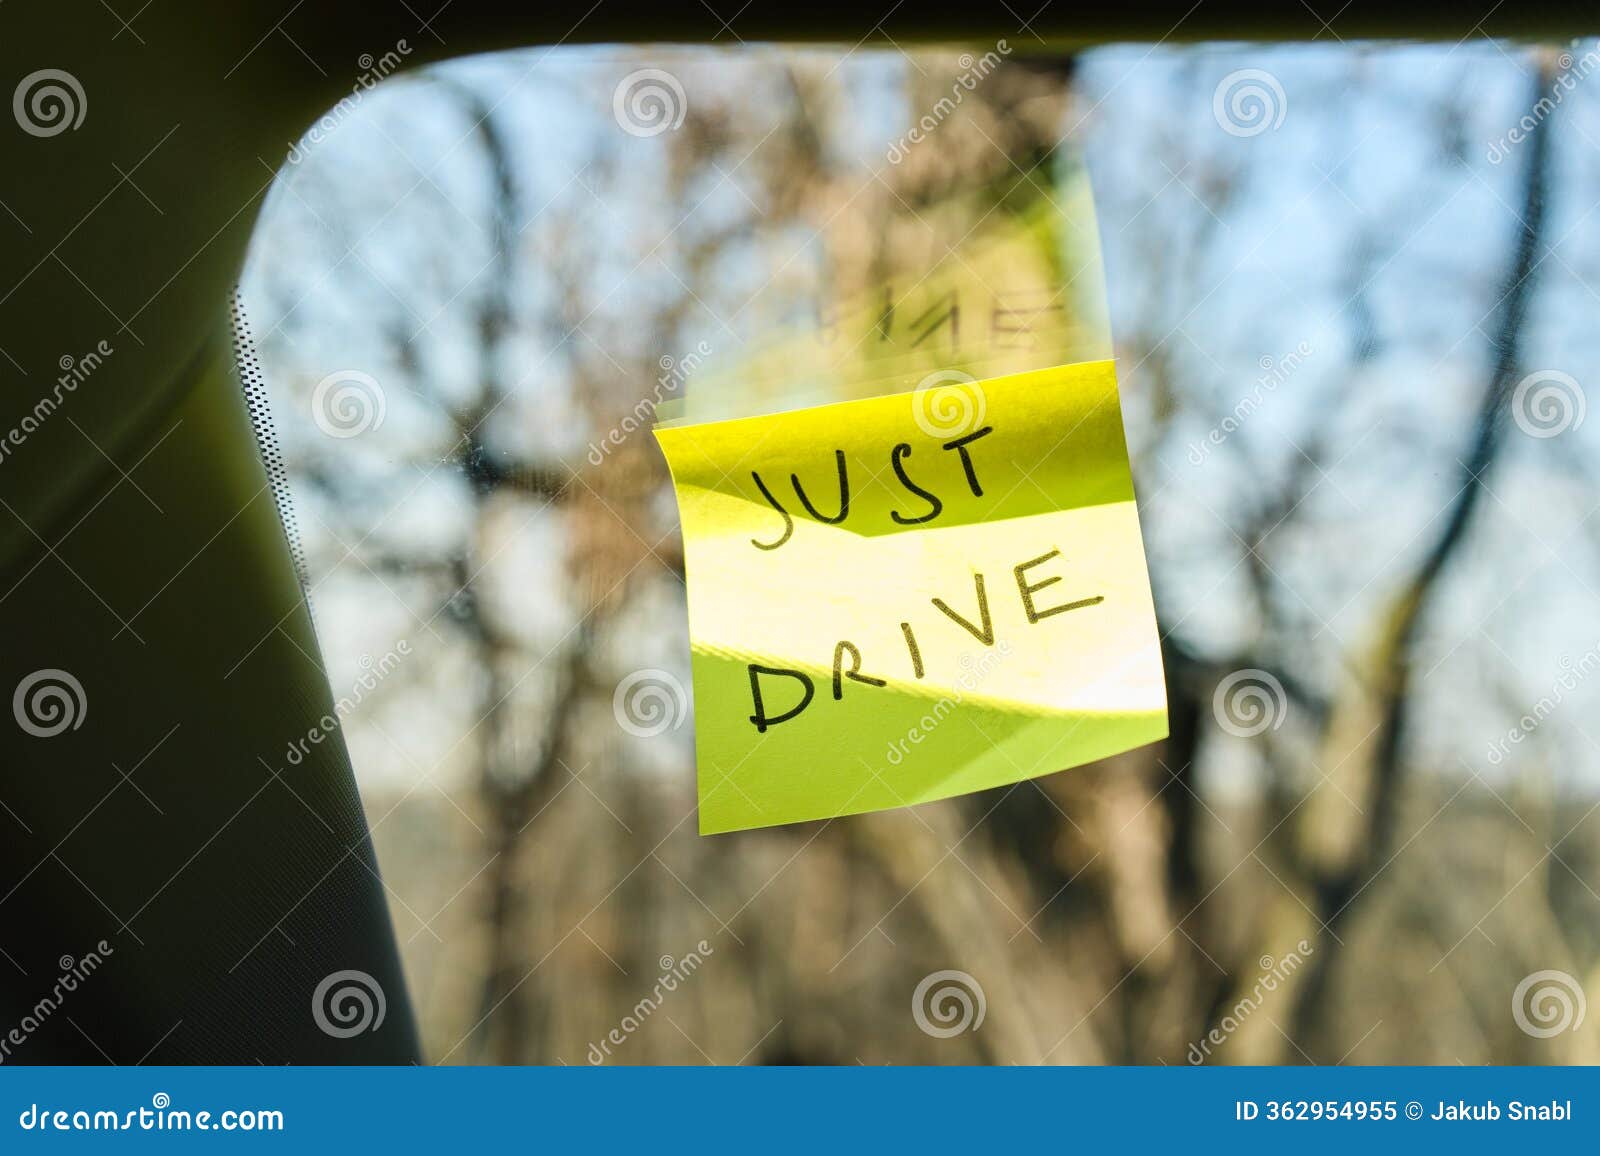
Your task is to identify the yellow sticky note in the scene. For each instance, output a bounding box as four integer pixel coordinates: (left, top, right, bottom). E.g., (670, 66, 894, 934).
(656, 360, 1167, 834)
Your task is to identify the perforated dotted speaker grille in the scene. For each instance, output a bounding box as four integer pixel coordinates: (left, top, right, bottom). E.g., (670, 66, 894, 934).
(229, 289, 314, 624)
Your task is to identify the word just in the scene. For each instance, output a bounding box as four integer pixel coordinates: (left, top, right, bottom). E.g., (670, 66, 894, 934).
(746, 547, 1103, 732)
(748, 426, 994, 550)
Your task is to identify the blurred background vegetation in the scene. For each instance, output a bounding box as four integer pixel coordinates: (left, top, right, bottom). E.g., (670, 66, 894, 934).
(239, 40, 1600, 1064)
